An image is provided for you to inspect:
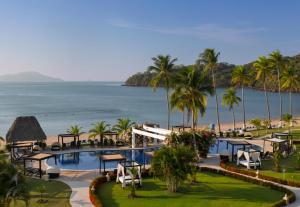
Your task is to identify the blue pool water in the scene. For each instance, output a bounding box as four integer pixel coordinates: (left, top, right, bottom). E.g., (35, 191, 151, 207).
(46, 149, 154, 170)
(46, 141, 261, 171)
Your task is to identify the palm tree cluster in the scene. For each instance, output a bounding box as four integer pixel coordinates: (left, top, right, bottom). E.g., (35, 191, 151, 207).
(67, 118, 136, 146)
(148, 49, 300, 133)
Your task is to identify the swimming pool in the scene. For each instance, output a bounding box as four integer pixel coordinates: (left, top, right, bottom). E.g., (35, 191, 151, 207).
(46, 149, 155, 170)
(46, 141, 261, 171)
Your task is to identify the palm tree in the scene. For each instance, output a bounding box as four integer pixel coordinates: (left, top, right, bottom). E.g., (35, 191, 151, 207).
(249, 118, 262, 136)
(232, 65, 252, 129)
(170, 66, 214, 153)
(112, 118, 135, 143)
(221, 88, 241, 130)
(253, 56, 272, 125)
(281, 62, 300, 117)
(269, 50, 285, 125)
(0, 161, 30, 207)
(198, 48, 221, 133)
(282, 113, 296, 133)
(67, 125, 82, 136)
(89, 121, 110, 146)
(148, 55, 177, 129)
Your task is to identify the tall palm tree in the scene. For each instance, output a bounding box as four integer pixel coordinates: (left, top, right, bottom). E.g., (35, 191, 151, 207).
(253, 56, 272, 125)
(198, 48, 221, 133)
(221, 88, 241, 130)
(232, 65, 252, 129)
(281, 62, 300, 116)
(171, 65, 214, 130)
(269, 50, 285, 124)
(170, 66, 214, 156)
(89, 121, 110, 146)
(112, 118, 136, 142)
(148, 55, 177, 129)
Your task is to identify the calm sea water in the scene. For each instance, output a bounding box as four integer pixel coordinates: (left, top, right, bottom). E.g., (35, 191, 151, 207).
(0, 82, 299, 136)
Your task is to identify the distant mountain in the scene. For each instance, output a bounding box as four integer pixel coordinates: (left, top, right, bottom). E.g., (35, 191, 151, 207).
(0, 71, 63, 82)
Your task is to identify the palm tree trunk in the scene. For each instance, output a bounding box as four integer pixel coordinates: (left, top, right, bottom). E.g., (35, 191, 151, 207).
(242, 86, 246, 129)
(191, 109, 200, 159)
(182, 108, 185, 130)
(232, 108, 236, 131)
(290, 88, 292, 115)
(166, 88, 170, 130)
(212, 70, 221, 133)
(277, 67, 282, 122)
(264, 80, 271, 126)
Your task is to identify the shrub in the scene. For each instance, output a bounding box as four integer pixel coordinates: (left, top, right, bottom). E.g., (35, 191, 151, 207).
(168, 130, 215, 158)
(273, 150, 283, 172)
(151, 145, 197, 192)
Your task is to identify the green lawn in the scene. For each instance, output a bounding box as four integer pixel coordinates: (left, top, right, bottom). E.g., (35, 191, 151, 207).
(97, 172, 284, 207)
(10, 178, 72, 207)
(259, 151, 300, 182)
(249, 126, 300, 139)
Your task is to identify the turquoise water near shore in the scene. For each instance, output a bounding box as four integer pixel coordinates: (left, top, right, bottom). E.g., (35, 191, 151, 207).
(0, 82, 298, 135)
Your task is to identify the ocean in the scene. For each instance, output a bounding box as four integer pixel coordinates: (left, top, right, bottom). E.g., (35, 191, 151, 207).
(0, 82, 298, 136)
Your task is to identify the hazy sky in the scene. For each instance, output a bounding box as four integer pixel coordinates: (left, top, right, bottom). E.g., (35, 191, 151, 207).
(0, 0, 299, 81)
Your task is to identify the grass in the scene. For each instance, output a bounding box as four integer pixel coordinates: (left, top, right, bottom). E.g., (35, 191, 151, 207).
(97, 172, 284, 207)
(0, 151, 71, 207)
(249, 126, 300, 139)
(10, 178, 72, 207)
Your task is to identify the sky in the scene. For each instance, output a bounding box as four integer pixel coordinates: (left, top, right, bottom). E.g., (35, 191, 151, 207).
(0, 0, 299, 81)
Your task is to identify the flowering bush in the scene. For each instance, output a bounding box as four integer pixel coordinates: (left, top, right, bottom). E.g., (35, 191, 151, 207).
(167, 130, 215, 158)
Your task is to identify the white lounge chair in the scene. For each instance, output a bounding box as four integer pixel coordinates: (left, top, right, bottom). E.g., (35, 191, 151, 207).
(237, 150, 261, 169)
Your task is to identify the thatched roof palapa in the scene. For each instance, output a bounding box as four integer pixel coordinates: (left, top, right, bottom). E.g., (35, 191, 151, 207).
(6, 116, 46, 143)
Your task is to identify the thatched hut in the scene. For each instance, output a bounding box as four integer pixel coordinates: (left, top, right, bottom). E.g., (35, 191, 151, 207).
(6, 116, 46, 143)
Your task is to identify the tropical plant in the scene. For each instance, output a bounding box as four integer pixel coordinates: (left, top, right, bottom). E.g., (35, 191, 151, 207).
(296, 151, 300, 170)
(221, 87, 241, 130)
(37, 184, 47, 203)
(167, 131, 215, 158)
(112, 118, 135, 143)
(151, 145, 197, 192)
(282, 113, 296, 133)
(148, 55, 177, 129)
(198, 48, 221, 133)
(231, 65, 252, 129)
(253, 56, 273, 126)
(273, 150, 283, 172)
(0, 161, 29, 207)
(127, 166, 138, 199)
(281, 62, 300, 116)
(262, 119, 271, 134)
(67, 125, 82, 136)
(170, 66, 214, 155)
(89, 121, 110, 146)
(171, 66, 214, 130)
(249, 118, 262, 136)
(170, 86, 188, 127)
(269, 50, 286, 124)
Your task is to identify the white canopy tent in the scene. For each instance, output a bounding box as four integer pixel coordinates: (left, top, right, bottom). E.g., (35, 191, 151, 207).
(131, 125, 172, 149)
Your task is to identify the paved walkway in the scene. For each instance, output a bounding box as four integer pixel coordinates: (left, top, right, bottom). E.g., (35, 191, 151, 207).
(58, 170, 99, 207)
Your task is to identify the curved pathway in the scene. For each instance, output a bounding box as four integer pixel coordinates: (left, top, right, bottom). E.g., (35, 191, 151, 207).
(58, 170, 99, 207)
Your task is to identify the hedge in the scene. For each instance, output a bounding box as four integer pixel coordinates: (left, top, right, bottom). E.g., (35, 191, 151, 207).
(214, 165, 296, 206)
(220, 162, 300, 188)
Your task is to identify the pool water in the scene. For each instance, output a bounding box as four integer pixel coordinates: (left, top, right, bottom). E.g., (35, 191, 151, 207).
(46, 149, 154, 170)
(46, 141, 262, 171)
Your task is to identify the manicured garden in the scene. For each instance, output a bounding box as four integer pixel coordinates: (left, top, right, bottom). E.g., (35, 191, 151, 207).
(10, 178, 72, 207)
(97, 172, 285, 207)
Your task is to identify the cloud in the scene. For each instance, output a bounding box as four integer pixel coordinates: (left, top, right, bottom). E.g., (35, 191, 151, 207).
(106, 19, 266, 44)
